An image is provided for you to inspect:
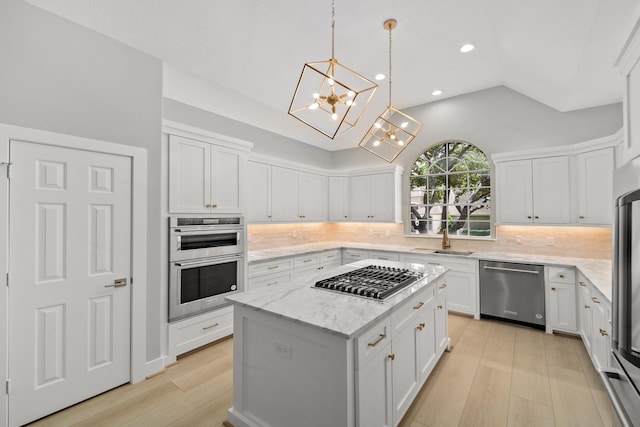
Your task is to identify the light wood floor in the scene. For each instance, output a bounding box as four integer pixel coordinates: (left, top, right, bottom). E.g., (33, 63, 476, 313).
(28, 314, 613, 427)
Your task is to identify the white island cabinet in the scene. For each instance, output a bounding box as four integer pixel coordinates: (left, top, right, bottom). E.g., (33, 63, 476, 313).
(226, 260, 448, 427)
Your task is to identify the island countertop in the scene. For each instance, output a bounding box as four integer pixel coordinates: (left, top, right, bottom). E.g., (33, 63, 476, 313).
(226, 259, 447, 339)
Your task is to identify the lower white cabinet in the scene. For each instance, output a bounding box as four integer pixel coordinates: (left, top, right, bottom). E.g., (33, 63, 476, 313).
(577, 272, 612, 372)
(547, 267, 577, 333)
(167, 305, 233, 359)
(343, 248, 370, 264)
(248, 250, 342, 290)
(399, 254, 478, 318)
(356, 278, 448, 427)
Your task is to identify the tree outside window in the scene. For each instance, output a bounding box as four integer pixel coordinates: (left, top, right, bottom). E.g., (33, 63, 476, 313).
(410, 141, 491, 237)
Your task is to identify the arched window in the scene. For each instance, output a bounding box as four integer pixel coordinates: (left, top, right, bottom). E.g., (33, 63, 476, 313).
(410, 141, 491, 238)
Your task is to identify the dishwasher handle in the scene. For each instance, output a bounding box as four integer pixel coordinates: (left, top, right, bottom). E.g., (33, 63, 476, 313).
(482, 265, 540, 275)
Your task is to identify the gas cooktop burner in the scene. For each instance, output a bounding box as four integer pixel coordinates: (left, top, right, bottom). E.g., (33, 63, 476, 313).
(314, 265, 425, 300)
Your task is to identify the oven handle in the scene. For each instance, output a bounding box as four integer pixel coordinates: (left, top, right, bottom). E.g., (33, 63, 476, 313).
(174, 254, 243, 268)
(173, 228, 242, 234)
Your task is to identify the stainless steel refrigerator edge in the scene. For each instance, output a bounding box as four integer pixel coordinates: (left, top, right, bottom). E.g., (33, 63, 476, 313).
(602, 156, 640, 427)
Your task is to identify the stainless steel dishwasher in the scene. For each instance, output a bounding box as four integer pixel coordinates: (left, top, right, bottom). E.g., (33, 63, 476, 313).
(479, 260, 545, 329)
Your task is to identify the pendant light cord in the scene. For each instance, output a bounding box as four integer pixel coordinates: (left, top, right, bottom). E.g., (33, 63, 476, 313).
(331, 0, 335, 59)
(388, 23, 393, 107)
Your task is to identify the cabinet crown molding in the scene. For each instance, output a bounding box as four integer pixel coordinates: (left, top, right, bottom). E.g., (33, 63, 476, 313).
(492, 129, 623, 163)
(162, 120, 253, 152)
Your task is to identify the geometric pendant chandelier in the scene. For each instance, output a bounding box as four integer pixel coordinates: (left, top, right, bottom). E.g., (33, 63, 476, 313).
(288, 0, 378, 139)
(359, 19, 422, 162)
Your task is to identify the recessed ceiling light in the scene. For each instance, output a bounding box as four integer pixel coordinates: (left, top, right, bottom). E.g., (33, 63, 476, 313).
(375, 73, 385, 80)
(460, 43, 475, 53)
(432, 89, 442, 96)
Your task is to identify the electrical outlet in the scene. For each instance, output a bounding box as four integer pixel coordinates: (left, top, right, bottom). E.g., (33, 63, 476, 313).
(275, 342, 292, 360)
(546, 237, 554, 246)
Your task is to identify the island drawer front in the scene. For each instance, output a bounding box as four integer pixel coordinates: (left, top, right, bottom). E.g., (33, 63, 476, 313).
(548, 267, 576, 284)
(295, 253, 320, 267)
(249, 271, 294, 290)
(391, 286, 435, 336)
(355, 317, 392, 369)
(424, 256, 476, 273)
(320, 250, 341, 264)
(577, 273, 592, 298)
(248, 258, 294, 278)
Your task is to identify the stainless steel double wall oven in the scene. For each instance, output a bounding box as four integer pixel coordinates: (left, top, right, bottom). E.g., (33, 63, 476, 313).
(168, 216, 244, 322)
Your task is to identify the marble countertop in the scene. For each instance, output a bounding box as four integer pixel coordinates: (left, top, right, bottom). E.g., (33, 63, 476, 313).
(247, 241, 613, 301)
(227, 259, 447, 339)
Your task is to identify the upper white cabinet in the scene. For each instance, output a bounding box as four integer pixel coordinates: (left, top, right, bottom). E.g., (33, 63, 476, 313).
(494, 135, 619, 226)
(496, 156, 570, 224)
(351, 171, 402, 223)
(576, 148, 614, 225)
(169, 134, 246, 214)
(328, 176, 350, 221)
(616, 8, 640, 164)
(247, 161, 327, 223)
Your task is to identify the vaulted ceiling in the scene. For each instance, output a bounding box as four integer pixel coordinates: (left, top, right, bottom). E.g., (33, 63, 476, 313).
(23, 0, 640, 150)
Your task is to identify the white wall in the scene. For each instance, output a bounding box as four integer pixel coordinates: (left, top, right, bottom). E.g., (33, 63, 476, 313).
(0, 0, 164, 361)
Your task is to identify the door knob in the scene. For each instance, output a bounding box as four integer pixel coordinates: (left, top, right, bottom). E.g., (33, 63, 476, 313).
(105, 278, 128, 288)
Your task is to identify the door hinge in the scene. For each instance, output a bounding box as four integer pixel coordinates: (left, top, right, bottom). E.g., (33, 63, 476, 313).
(5, 272, 8, 287)
(5, 379, 10, 395)
(1, 162, 11, 178)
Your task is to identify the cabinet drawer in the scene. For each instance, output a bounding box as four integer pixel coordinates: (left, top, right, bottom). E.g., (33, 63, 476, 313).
(294, 263, 324, 279)
(369, 251, 400, 261)
(320, 250, 341, 264)
(168, 306, 233, 357)
(295, 253, 320, 268)
(577, 274, 591, 298)
(355, 316, 392, 369)
(391, 286, 435, 336)
(424, 256, 476, 273)
(436, 278, 448, 297)
(343, 249, 369, 262)
(548, 267, 575, 284)
(249, 271, 294, 290)
(248, 258, 294, 278)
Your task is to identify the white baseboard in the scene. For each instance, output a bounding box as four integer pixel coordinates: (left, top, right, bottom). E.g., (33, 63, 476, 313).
(144, 356, 168, 379)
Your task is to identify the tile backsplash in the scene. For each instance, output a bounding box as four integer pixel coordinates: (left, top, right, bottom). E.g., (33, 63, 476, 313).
(247, 223, 612, 260)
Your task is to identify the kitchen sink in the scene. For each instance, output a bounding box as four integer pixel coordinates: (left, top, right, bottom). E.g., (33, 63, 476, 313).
(411, 248, 473, 256)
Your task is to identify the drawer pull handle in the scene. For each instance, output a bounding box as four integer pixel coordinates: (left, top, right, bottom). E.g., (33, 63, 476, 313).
(413, 301, 425, 310)
(267, 266, 279, 270)
(428, 262, 441, 266)
(388, 353, 395, 361)
(202, 322, 219, 331)
(416, 322, 426, 331)
(579, 281, 586, 287)
(592, 297, 600, 304)
(327, 255, 335, 258)
(438, 304, 443, 309)
(600, 328, 608, 336)
(303, 259, 312, 263)
(585, 304, 590, 309)
(267, 281, 279, 286)
(368, 334, 386, 347)
(439, 284, 447, 290)
(559, 274, 565, 278)
(551, 287, 556, 291)
(579, 215, 585, 219)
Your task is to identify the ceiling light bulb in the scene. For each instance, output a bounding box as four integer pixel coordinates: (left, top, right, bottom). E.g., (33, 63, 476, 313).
(347, 91, 355, 97)
(313, 93, 320, 99)
(374, 123, 382, 129)
(432, 90, 442, 96)
(390, 134, 396, 140)
(375, 73, 385, 80)
(328, 78, 335, 86)
(309, 103, 319, 110)
(331, 113, 338, 120)
(346, 100, 353, 106)
(373, 140, 380, 146)
(401, 122, 409, 128)
(460, 43, 475, 53)
(398, 140, 404, 146)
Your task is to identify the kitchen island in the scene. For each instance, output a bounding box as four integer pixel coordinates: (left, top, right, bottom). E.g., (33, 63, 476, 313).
(226, 259, 449, 427)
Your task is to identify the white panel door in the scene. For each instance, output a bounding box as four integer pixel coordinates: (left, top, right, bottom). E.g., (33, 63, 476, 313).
(350, 175, 372, 221)
(271, 166, 300, 221)
(211, 146, 244, 213)
(8, 141, 131, 426)
(247, 161, 272, 222)
(328, 176, 349, 221)
(299, 172, 326, 221)
(371, 173, 394, 221)
(168, 135, 211, 213)
(532, 156, 570, 224)
(577, 148, 614, 225)
(496, 160, 533, 224)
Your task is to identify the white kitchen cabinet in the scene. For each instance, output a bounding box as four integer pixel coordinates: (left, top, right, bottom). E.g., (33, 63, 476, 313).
(247, 161, 272, 222)
(356, 339, 393, 427)
(167, 305, 233, 360)
(616, 12, 640, 164)
(342, 248, 370, 264)
(547, 267, 577, 333)
(247, 257, 294, 291)
(169, 135, 245, 214)
(391, 314, 421, 422)
(329, 176, 350, 221)
(270, 166, 327, 222)
(399, 254, 478, 318)
(578, 276, 593, 355)
(351, 172, 401, 223)
(576, 147, 614, 225)
(591, 296, 612, 372)
(435, 279, 449, 355)
(495, 156, 570, 224)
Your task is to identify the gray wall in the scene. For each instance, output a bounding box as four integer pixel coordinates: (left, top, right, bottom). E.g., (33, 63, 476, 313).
(163, 98, 333, 169)
(332, 86, 624, 171)
(0, 0, 164, 361)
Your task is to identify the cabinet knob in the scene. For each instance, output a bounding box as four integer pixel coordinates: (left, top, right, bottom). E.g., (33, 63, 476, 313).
(417, 322, 425, 331)
(212, 204, 217, 208)
(535, 216, 539, 219)
(439, 283, 447, 290)
(579, 215, 585, 219)
(584, 304, 590, 309)
(344, 215, 348, 218)
(579, 281, 586, 287)
(551, 287, 556, 291)
(559, 274, 565, 278)
(527, 216, 532, 219)
(599, 328, 608, 336)
(205, 204, 211, 208)
(388, 354, 395, 361)
(437, 304, 443, 309)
